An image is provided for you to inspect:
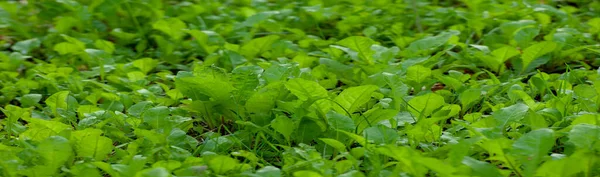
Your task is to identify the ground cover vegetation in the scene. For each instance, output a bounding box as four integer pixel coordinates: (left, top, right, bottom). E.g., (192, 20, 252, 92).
(1, 0, 600, 176)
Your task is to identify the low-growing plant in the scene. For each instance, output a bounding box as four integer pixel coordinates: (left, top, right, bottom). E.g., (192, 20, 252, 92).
(1, 0, 600, 176)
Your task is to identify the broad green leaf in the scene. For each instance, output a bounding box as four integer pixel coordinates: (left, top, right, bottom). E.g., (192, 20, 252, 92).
(493, 103, 529, 128)
(186, 29, 219, 54)
(493, 46, 520, 61)
(371, 45, 399, 63)
(263, 63, 300, 83)
(535, 150, 591, 177)
(460, 88, 481, 109)
(133, 58, 159, 74)
(11, 38, 40, 54)
(69, 163, 103, 177)
(319, 138, 347, 152)
(135, 167, 171, 177)
(94, 40, 115, 54)
(326, 111, 355, 132)
(521, 41, 557, 71)
(246, 89, 279, 114)
(271, 116, 294, 140)
(0, 105, 28, 122)
(462, 157, 503, 177)
(207, 155, 239, 175)
(337, 130, 368, 147)
(72, 129, 113, 160)
(37, 136, 73, 171)
(356, 108, 398, 132)
(375, 145, 413, 163)
(333, 85, 378, 113)
(568, 124, 600, 150)
(487, 46, 520, 70)
(45, 91, 70, 115)
(143, 106, 171, 129)
(128, 71, 146, 81)
(175, 71, 234, 101)
(256, 166, 281, 177)
(20, 119, 71, 141)
(153, 18, 187, 40)
(500, 20, 537, 35)
(407, 93, 445, 118)
(416, 157, 457, 176)
(293, 53, 317, 68)
(512, 128, 555, 177)
(240, 35, 280, 59)
(514, 27, 540, 46)
(363, 125, 398, 144)
(285, 78, 328, 101)
(54, 42, 84, 55)
(127, 101, 154, 117)
(406, 31, 459, 54)
(153, 160, 182, 171)
(336, 36, 377, 63)
(294, 119, 324, 143)
(167, 128, 199, 150)
(406, 65, 431, 84)
(293, 171, 323, 177)
(20, 94, 42, 107)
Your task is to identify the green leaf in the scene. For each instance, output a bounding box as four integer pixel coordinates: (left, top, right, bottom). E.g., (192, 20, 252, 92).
(143, 106, 171, 129)
(416, 157, 457, 176)
(11, 38, 41, 54)
(94, 40, 115, 54)
(239, 35, 280, 59)
(568, 124, 600, 150)
(207, 155, 239, 175)
(493, 103, 529, 128)
(285, 78, 329, 101)
(333, 85, 378, 114)
(460, 88, 481, 109)
(20, 118, 71, 141)
(512, 128, 555, 156)
(72, 129, 113, 160)
(45, 91, 70, 115)
(326, 111, 355, 132)
(486, 46, 520, 71)
(462, 157, 503, 177)
(245, 89, 279, 114)
(407, 93, 445, 118)
(406, 65, 431, 85)
(356, 108, 397, 133)
(256, 166, 281, 177)
(271, 116, 295, 140)
(293, 171, 323, 177)
(514, 27, 540, 46)
(336, 36, 378, 63)
(153, 160, 182, 171)
(363, 125, 398, 144)
(492, 46, 520, 62)
(319, 138, 347, 152)
(127, 101, 154, 117)
(175, 71, 234, 101)
(20, 94, 42, 107)
(512, 128, 555, 177)
(135, 167, 171, 177)
(263, 63, 300, 83)
(406, 31, 459, 54)
(37, 136, 73, 171)
(54, 42, 83, 55)
(153, 18, 187, 40)
(521, 41, 557, 71)
(133, 58, 159, 74)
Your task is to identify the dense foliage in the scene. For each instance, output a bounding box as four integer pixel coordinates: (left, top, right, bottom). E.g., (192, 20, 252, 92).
(1, 0, 600, 176)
